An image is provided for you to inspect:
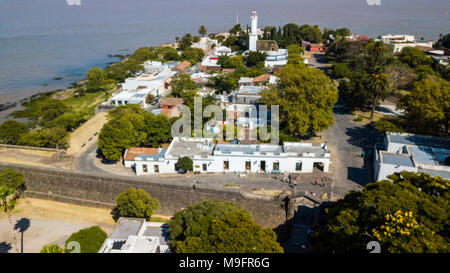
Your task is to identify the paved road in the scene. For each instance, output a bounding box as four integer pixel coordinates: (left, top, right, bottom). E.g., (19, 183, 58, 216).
(324, 101, 377, 199)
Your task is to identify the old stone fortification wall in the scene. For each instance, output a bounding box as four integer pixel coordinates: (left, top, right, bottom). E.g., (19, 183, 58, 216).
(0, 163, 288, 228)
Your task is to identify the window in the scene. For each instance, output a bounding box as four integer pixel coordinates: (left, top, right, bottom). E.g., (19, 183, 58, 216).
(273, 162, 279, 171)
(296, 162, 302, 171)
(203, 163, 207, 171)
(143, 164, 148, 173)
(245, 161, 251, 171)
(154, 165, 159, 173)
(223, 161, 229, 170)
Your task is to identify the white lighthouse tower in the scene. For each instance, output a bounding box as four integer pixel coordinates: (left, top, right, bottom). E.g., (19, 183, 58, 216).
(249, 11, 258, 52)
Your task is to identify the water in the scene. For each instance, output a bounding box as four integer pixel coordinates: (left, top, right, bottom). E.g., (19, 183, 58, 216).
(0, 0, 449, 103)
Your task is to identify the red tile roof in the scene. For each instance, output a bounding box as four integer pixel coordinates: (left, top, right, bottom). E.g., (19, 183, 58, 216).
(124, 147, 159, 161)
(253, 74, 270, 83)
(222, 68, 236, 73)
(160, 97, 184, 106)
(173, 61, 191, 71)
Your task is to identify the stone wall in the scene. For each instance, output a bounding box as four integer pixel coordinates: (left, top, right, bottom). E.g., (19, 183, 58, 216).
(0, 163, 288, 228)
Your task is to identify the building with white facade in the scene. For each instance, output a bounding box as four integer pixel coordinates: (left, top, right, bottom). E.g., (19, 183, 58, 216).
(214, 46, 232, 56)
(99, 218, 170, 253)
(232, 85, 264, 105)
(374, 132, 450, 181)
(264, 49, 288, 67)
(381, 34, 416, 43)
(124, 137, 331, 175)
(110, 69, 176, 107)
(380, 34, 434, 53)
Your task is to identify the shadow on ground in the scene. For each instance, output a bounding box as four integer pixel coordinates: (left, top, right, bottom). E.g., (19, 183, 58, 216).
(0, 242, 12, 253)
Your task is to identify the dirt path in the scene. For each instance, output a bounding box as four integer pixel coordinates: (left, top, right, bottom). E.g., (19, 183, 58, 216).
(67, 112, 108, 157)
(0, 146, 73, 169)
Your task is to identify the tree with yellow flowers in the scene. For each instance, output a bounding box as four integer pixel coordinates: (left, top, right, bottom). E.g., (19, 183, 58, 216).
(311, 172, 449, 253)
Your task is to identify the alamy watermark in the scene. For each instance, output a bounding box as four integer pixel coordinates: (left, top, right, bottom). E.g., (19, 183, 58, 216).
(366, 0, 382, 6)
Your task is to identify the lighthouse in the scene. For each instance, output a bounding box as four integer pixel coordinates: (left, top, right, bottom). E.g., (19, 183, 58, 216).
(249, 11, 258, 51)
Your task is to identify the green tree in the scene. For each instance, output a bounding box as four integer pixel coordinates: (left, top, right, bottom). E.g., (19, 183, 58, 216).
(144, 113, 173, 147)
(245, 51, 267, 67)
(156, 46, 180, 61)
(114, 187, 160, 221)
(169, 200, 283, 253)
(229, 24, 242, 35)
(433, 33, 450, 50)
(398, 77, 450, 134)
(40, 244, 64, 253)
(374, 119, 403, 133)
(279, 23, 302, 47)
(299, 24, 322, 43)
(287, 44, 305, 65)
(98, 105, 147, 161)
(86, 67, 114, 92)
(178, 34, 193, 50)
(368, 68, 390, 119)
(130, 47, 157, 62)
(398, 47, 434, 68)
(331, 63, 351, 79)
(65, 226, 107, 253)
(181, 47, 205, 65)
(0, 120, 27, 144)
(176, 156, 193, 172)
(0, 169, 25, 253)
(171, 73, 197, 97)
(311, 172, 450, 253)
(262, 64, 338, 137)
(17, 127, 68, 148)
(198, 25, 207, 37)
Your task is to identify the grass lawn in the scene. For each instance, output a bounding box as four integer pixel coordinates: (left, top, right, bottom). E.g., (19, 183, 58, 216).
(352, 110, 385, 124)
(62, 91, 109, 117)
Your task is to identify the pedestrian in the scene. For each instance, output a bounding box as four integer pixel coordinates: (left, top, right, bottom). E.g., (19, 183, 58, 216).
(361, 151, 365, 158)
(315, 179, 318, 185)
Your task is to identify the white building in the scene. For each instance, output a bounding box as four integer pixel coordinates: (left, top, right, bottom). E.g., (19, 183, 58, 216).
(264, 49, 288, 67)
(214, 46, 232, 56)
(249, 11, 258, 52)
(124, 137, 331, 175)
(380, 34, 434, 53)
(192, 37, 218, 54)
(143, 61, 168, 74)
(110, 70, 176, 107)
(374, 132, 450, 181)
(99, 218, 170, 253)
(232, 85, 264, 105)
(381, 34, 416, 43)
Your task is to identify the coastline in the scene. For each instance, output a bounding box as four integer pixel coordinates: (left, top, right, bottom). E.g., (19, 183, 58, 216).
(0, 40, 176, 123)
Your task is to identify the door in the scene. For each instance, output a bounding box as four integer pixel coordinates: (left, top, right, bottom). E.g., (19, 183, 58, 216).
(260, 161, 266, 172)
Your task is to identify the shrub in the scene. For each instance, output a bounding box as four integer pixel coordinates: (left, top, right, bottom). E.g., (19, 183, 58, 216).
(114, 187, 160, 221)
(0, 120, 27, 145)
(176, 157, 193, 172)
(64, 226, 107, 253)
(169, 201, 283, 253)
(40, 244, 63, 253)
(374, 119, 403, 133)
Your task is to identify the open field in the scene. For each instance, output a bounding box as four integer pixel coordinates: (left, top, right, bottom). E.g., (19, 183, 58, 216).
(1, 198, 171, 225)
(0, 146, 73, 169)
(0, 198, 171, 253)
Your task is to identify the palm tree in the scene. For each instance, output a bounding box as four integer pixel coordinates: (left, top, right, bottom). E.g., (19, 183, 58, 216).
(0, 186, 19, 253)
(198, 25, 207, 37)
(368, 69, 390, 119)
